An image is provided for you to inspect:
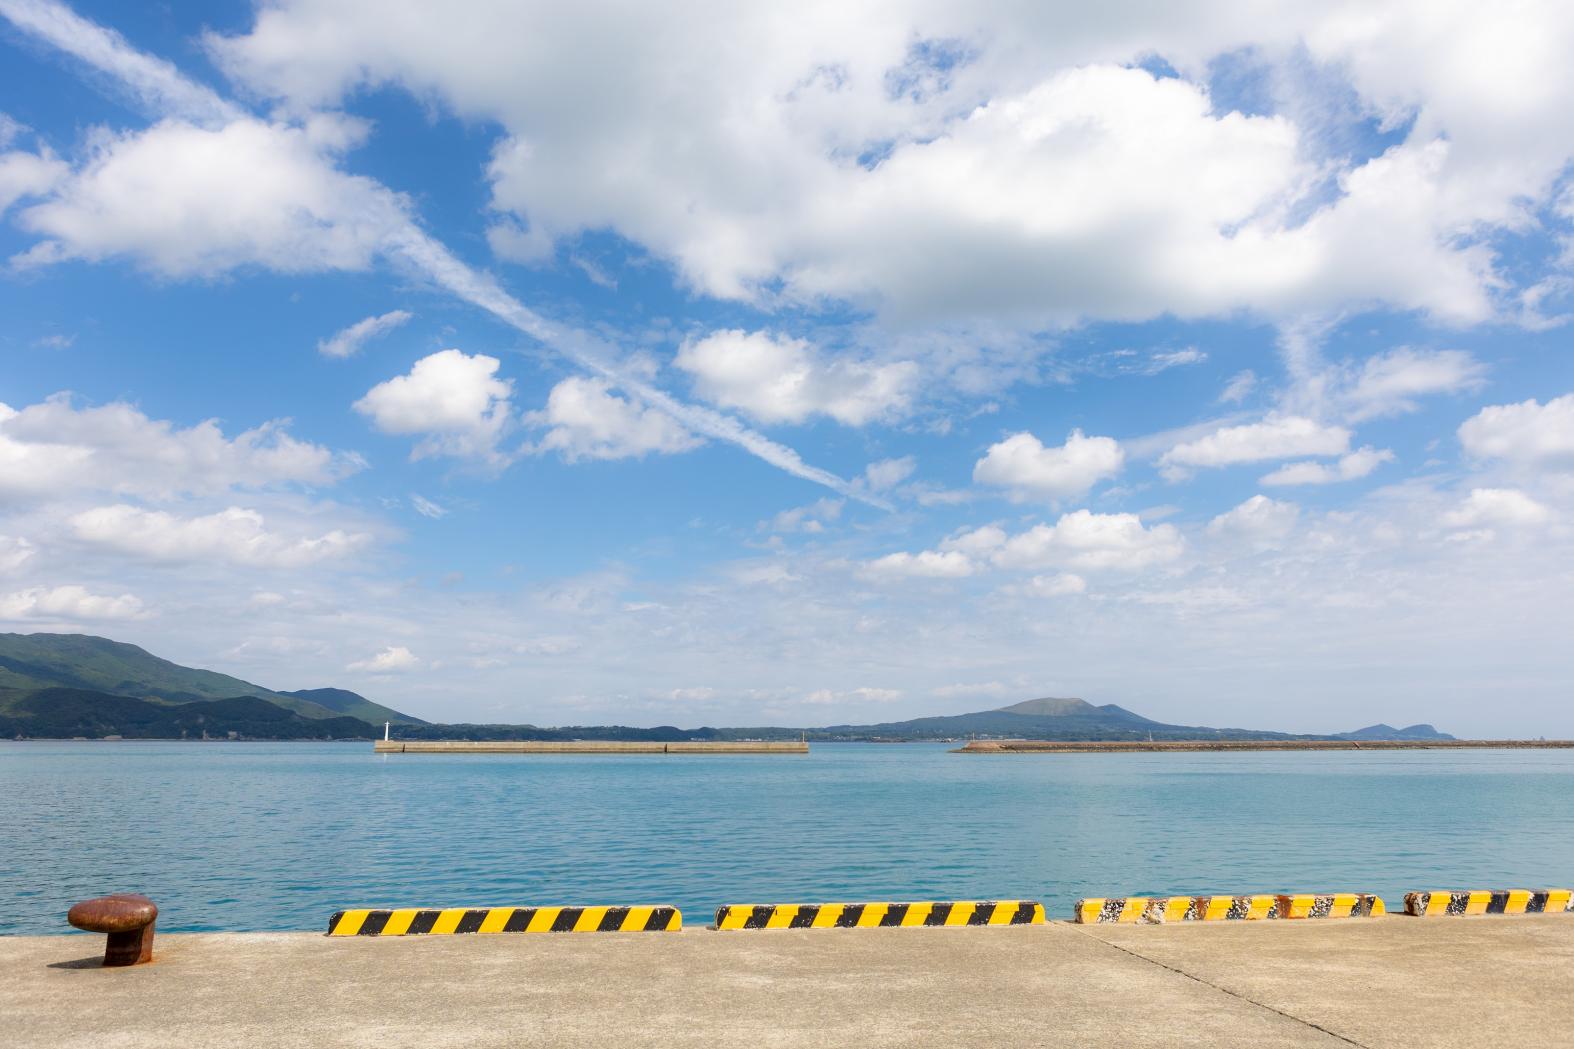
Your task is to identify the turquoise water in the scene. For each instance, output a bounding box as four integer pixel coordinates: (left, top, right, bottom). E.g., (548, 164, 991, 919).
(3, 741, 1572, 934)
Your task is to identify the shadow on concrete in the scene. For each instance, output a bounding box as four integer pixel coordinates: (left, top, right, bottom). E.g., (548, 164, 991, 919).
(46, 957, 103, 970)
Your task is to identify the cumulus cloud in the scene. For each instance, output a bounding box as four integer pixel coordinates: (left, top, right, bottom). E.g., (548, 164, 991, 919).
(68, 505, 370, 568)
(860, 549, 975, 580)
(1458, 394, 1574, 468)
(1024, 572, 1087, 597)
(0, 143, 67, 213)
(317, 309, 412, 358)
(0, 584, 143, 621)
(354, 349, 514, 462)
(973, 430, 1124, 501)
(1207, 495, 1300, 544)
(675, 330, 916, 426)
(206, 3, 1574, 330)
(523, 376, 701, 461)
(1159, 416, 1350, 478)
(346, 645, 418, 673)
(1442, 488, 1553, 529)
(1260, 446, 1394, 486)
(13, 116, 406, 275)
(765, 498, 843, 535)
(863, 456, 916, 492)
(0, 395, 354, 502)
(991, 511, 1185, 572)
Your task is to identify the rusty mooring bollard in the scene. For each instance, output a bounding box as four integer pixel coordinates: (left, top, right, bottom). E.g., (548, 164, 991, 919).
(67, 894, 158, 966)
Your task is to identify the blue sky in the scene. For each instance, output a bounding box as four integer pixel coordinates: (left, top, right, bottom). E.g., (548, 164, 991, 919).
(2, 0, 1573, 734)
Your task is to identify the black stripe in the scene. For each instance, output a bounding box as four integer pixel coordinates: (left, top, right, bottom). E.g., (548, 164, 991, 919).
(835, 904, 865, 928)
(407, 910, 441, 935)
(1486, 891, 1510, 915)
(742, 905, 774, 930)
(881, 903, 910, 927)
(599, 906, 631, 932)
(789, 905, 820, 929)
(1526, 892, 1548, 914)
(648, 907, 677, 931)
(503, 908, 536, 932)
(359, 910, 392, 936)
(455, 909, 488, 933)
(551, 907, 583, 932)
(966, 902, 993, 926)
(1010, 902, 1038, 925)
(328, 911, 345, 934)
(925, 902, 953, 927)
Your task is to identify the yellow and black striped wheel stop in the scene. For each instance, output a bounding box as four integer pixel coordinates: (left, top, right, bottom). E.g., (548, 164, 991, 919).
(714, 900, 1043, 930)
(1404, 889, 1574, 916)
(328, 905, 681, 936)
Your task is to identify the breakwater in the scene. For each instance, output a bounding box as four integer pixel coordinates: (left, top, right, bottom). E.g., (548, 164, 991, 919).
(373, 739, 807, 754)
(957, 738, 1574, 753)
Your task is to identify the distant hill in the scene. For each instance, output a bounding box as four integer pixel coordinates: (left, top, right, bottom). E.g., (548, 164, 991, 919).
(1333, 723, 1454, 741)
(0, 688, 377, 740)
(0, 633, 422, 726)
(281, 688, 427, 726)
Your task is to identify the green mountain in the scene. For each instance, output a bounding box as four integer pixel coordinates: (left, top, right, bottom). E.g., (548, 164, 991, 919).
(0, 688, 377, 740)
(281, 688, 427, 726)
(0, 633, 421, 725)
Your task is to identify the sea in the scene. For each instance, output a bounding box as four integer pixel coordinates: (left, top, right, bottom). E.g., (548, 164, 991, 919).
(3, 741, 1572, 935)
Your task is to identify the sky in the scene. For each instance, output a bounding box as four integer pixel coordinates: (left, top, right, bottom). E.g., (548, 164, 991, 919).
(1, 1, 1572, 735)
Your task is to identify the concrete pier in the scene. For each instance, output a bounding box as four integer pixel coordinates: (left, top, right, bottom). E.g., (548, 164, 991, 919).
(4, 915, 1571, 1047)
(374, 740, 808, 754)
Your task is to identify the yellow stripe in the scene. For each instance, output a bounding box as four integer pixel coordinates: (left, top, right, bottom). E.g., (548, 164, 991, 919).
(1161, 897, 1190, 922)
(1370, 897, 1386, 916)
(429, 908, 467, 935)
(330, 910, 369, 936)
(812, 904, 843, 928)
(717, 907, 748, 931)
(664, 908, 682, 931)
(573, 906, 609, 933)
(904, 902, 933, 927)
(527, 907, 559, 933)
(623, 905, 653, 932)
(1505, 890, 1530, 914)
(1249, 895, 1275, 919)
(1330, 894, 1357, 918)
(1075, 900, 1101, 924)
(478, 907, 513, 934)
(1426, 893, 1448, 916)
(1030, 903, 1046, 924)
(1280, 895, 1312, 920)
(381, 909, 420, 936)
(1546, 889, 1572, 912)
(764, 905, 798, 930)
(1118, 898, 1145, 923)
(946, 902, 975, 926)
(1464, 892, 1489, 916)
(1201, 896, 1230, 921)
(857, 903, 888, 928)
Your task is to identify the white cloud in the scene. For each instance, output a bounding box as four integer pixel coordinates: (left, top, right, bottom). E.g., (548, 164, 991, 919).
(14, 116, 406, 276)
(1340, 348, 1486, 421)
(973, 430, 1124, 502)
(208, 3, 1574, 330)
(68, 505, 369, 568)
(523, 376, 700, 461)
(1442, 488, 1553, 529)
(861, 549, 975, 580)
(1025, 572, 1087, 597)
(863, 456, 916, 492)
(675, 330, 916, 426)
(765, 498, 843, 535)
(1145, 348, 1207, 373)
(1458, 394, 1574, 468)
(1260, 446, 1394, 486)
(1160, 416, 1350, 477)
(317, 309, 412, 358)
(0, 535, 36, 574)
(1219, 370, 1258, 404)
(355, 349, 514, 462)
(802, 687, 903, 705)
(0, 584, 143, 621)
(0, 144, 67, 213)
(993, 510, 1185, 572)
(346, 645, 419, 673)
(0, 395, 354, 502)
(410, 494, 447, 519)
(1207, 495, 1300, 544)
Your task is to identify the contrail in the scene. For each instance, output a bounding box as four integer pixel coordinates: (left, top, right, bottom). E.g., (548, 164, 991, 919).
(0, 0, 886, 508)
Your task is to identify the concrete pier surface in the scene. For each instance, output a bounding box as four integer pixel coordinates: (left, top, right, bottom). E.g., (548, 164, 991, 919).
(374, 740, 809, 753)
(4, 916, 1572, 1048)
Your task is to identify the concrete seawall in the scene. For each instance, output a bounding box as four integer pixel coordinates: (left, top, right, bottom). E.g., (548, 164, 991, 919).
(374, 740, 809, 754)
(6, 916, 1572, 1047)
(957, 738, 1574, 753)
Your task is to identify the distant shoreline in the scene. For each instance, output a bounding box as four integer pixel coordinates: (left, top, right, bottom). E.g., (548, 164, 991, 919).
(957, 739, 1574, 753)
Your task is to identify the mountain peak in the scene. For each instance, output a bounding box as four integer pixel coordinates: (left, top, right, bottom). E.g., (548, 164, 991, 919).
(995, 697, 1099, 717)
